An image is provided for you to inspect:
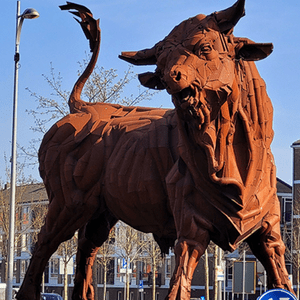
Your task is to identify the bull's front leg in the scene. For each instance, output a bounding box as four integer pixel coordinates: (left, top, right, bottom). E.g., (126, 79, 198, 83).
(246, 221, 295, 295)
(166, 233, 209, 300)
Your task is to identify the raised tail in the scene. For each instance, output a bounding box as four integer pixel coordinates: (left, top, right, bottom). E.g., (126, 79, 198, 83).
(59, 2, 101, 113)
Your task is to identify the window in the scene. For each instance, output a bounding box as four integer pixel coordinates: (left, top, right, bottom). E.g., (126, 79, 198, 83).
(281, 197, 292, 223)
(282, 227, 292, 252)
(50, 258, 59, 277)
(165, 258, 171, 278)
(106, 260, 115, 284)
(139, 260, 152, 283)
(13, 261, 17, 277)
(21, 234, 27, 252)
(132, 261, 137, 278)
(227, 265, 233, 281)
(286, 263, 292, 275)
(117, 258, 122, 277)
(20, 233, 34, 253)
(21, 260, 29, 277)
(23, 206, 30, 224)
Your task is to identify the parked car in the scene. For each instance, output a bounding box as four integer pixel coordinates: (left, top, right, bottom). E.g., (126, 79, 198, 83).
(40, 293, 63, 300)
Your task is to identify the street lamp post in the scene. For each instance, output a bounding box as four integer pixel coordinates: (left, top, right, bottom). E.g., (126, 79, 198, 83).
(6, 2, 39, 300)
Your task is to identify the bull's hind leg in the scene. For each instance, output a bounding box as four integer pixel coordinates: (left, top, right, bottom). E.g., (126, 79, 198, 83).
(16, 200, 96, 300)
(246, 221, 294, 294)
(72, 212, 117, 300)
(166, 230, 210, 300)
(72, 229, 99, 300)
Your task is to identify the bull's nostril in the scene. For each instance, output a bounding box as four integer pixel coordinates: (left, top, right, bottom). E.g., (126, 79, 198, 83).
(175, 71, 181, 82)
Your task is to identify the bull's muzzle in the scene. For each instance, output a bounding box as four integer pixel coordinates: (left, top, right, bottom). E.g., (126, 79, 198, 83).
(165, 65, 196, 95)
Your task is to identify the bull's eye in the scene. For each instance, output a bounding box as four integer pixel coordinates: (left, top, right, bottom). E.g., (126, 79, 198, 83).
(194, 40, 214, 57)
(194, 41, 219, 60)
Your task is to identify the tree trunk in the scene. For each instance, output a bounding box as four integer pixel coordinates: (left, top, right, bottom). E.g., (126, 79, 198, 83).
(103, 263, 107, 300)
(204, 249, 209, 300)
(64, 263, 68, 300)
(297, 255, 299, 300)
(126, 260, 130, 300)
(126, 272, 130, 300)
(214, 246, 218, 300)
(152, 240, 157, 300)
(152, 262, 156, 300)
(42, 272, 45, 293)
(93, 259, 98, 300)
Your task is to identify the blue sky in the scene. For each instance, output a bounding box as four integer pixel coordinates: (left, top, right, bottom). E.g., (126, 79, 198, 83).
(1, 0, 299, 184)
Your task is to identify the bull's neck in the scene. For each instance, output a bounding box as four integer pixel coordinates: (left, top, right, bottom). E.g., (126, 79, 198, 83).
(68, 31, 101, 113)
(176, 59, 274, 201)
(175, 86, 244, 198)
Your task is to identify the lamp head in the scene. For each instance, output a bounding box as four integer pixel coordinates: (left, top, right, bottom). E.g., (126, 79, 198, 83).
(20, 8, 39, 19)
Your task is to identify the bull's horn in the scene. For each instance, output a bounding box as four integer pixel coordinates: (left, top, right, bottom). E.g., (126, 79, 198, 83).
(214, 0, 245, 34)
(119, 47, 157, 66)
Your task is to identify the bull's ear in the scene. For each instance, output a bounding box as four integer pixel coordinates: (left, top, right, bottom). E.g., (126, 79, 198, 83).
(138, 72, 165, 90)
(214, 0, 245, 34)
(119, 48, 157, 66)
(235, 40, 273, 61)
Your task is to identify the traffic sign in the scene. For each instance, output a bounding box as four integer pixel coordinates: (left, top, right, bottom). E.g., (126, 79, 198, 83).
(257, 288, 297, 300)
(122, 258, 127, 268)
(216, 265, 224, 281)
(120, 268, 132, 273)
(139, 280, 144, 292)
(139, 280, 144, 289)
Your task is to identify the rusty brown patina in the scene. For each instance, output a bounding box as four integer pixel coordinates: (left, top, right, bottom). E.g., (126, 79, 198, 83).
(17, 1, 294, 300)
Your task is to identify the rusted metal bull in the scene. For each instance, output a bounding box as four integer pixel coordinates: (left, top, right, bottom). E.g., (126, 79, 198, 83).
(17, 1, 294, 300)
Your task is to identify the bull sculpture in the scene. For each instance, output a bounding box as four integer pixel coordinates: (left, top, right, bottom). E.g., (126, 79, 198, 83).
(17, 1, 295, 300)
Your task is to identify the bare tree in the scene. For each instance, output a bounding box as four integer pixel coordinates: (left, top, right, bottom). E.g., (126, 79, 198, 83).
(114, 222, 147, 300)
(141, 234, 163, 300)
(56, 234, 78, 300)
(96, 227, 116, 300)
(22, 62, 158, 166)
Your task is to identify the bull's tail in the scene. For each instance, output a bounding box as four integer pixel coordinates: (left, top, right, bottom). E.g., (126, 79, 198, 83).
(59, 2, 101, 113)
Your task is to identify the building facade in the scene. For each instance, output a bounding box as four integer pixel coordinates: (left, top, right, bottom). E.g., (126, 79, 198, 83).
(291, 140, 300, 297)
